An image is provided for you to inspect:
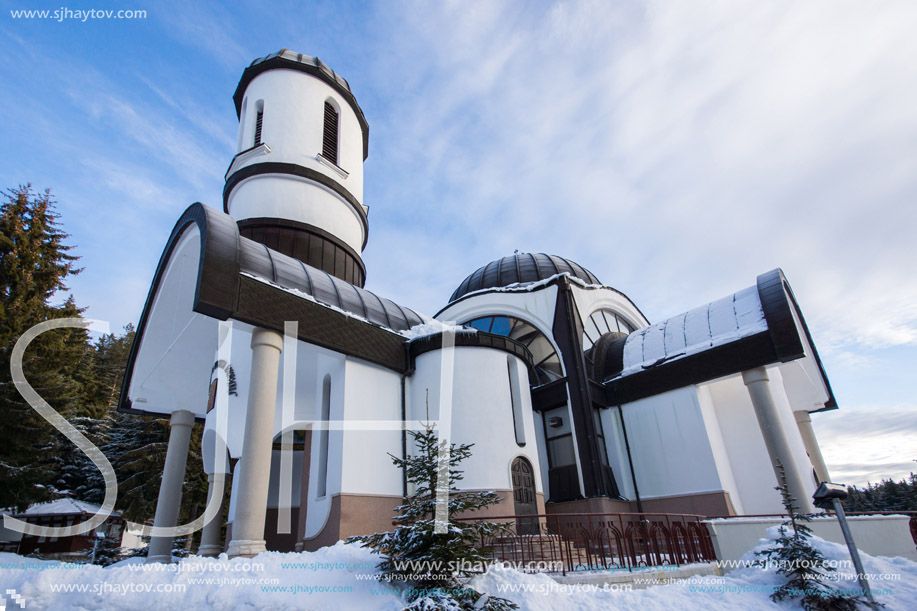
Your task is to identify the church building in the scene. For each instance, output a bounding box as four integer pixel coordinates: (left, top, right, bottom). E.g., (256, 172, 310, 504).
(119, 50, 837, 561)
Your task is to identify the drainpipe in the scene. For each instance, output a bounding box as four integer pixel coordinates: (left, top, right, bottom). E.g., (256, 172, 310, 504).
(400, 371, 409, 499)
(401, 341, 415, 502)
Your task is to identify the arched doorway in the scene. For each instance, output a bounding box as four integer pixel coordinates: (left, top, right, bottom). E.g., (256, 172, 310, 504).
(511, 457, 538, 535)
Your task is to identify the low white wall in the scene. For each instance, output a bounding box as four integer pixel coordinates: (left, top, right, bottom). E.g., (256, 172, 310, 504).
(1, 516, 23, 545)
(705, 515, 917, 567)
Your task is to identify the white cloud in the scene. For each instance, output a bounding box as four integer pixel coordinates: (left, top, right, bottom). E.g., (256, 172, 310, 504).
(813, 404, 917, 486)
(364, 0, 917, 354)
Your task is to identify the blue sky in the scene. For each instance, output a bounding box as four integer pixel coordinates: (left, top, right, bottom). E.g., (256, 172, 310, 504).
(1, 0, 915, 487)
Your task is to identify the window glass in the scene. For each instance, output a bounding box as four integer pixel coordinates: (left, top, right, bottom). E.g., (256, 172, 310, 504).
(548, 438, 576, 467)
(468, 318, 492, 332)
(490, 316, 512, 335)
(462, 314, 563, 386)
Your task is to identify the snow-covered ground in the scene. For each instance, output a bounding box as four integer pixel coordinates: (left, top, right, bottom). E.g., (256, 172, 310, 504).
(1, 529, 915, 610)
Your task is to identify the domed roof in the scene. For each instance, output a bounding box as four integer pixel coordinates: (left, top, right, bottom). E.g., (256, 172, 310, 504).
(449, 253, 601, 303)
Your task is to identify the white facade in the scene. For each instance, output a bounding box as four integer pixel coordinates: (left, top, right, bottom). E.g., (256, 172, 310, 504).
(227, 62, 367, 253)
(123, 49, 842, 559)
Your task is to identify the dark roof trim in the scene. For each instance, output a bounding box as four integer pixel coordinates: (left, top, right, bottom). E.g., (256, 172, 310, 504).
(238, 217, 366, 287)
(224, 162, 368, 250)
(436, 273, 650, 325)
(409, 329, 536, 378)
(233, 50, 369, 160)
(758, 269, 837, 412)
(602, 269, 837, 411)
(605, 331, 778, 406)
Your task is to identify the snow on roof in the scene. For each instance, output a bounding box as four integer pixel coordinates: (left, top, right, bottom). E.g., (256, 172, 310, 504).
(19, 498, 120, 518)
(401, 320, 474, 340)
(616, 285, 768, 379)
(447, 271, 605, 302)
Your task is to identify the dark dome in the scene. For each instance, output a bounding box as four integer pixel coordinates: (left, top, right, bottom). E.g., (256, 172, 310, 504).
(449, 253, 601, 303)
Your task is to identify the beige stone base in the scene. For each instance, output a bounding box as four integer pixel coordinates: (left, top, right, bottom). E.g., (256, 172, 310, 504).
(300, 493, 403, 552)
(298, 490, 548, 551)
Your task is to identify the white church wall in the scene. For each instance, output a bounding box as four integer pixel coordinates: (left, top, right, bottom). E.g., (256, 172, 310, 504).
(532, 405, 552, 500)
(228, 67, 367, 254)
(410, 348, 544, 496)
(338, 359, 403, 496)
(227, 177, 365, 254)
(304, 352, 347, 539)
(235, 68, 364, 201)
(599, 407, 636, 500)
(436, 285, 559, 338)
(620, 387, 725, 500)
(703, 374, 787, 514)
(569, 284, 649, 332)
(128, 227, 221, 419)
(696, 385, 745, 515)
(779, 358, 831, 413)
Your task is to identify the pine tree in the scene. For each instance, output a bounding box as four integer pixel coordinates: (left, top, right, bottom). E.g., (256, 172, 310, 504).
(84, 532, 127, 566)
(756, 462, 866, 610)
(0, 185, 85, 511)
(349, 425, 517, 611)
(52, 326, 136, 505)
(842, 474, 917, 513)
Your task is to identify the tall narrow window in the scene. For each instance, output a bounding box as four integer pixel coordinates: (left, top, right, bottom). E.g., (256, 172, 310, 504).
(317, 374, 331, 497)
(322, 101, 339, 164)
(508, 358, 526, 446)
(254, 100, 264, 146)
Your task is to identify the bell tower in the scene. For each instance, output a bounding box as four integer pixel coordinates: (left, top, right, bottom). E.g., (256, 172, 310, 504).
(224, 49, 369, 286)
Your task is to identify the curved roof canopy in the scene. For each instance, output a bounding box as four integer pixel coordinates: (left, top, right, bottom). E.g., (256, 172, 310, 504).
(449, 253, 601, 304)
(119, 203, 425, 415)
(597, 269, 837, 412)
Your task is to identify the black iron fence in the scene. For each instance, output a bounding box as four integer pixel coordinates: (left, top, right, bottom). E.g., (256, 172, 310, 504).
(454, 512, 717, 576)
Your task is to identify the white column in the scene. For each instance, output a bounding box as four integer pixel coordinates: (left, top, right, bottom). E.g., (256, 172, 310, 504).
(227, 328, 283, 558)
(794, 410, 831, 484)
(742, 367, 815, 514)
(197, 472, 227, 557)
(147, 409, 196, 563)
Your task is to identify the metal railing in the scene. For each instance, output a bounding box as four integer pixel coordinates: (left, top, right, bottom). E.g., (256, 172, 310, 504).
(453, 512, 717, 575)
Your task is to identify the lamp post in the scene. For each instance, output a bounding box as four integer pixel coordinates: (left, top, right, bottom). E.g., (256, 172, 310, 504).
(812, 482, 875, 605)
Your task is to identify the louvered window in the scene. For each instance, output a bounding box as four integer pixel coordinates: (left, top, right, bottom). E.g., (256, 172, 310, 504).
(254, 108, 264, 145)
(322, 101, 339, 165)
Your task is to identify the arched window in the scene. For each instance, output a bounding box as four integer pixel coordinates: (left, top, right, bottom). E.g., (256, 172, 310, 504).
(463, 315, 562, 386)
(582, 309, 634, 352)
(253, 99, 264, 146)
(316, 374, 331, 497)
(322, 100, 339, 165)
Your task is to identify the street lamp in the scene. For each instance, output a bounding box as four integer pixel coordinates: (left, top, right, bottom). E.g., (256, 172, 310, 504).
(812, 482, 875, 605)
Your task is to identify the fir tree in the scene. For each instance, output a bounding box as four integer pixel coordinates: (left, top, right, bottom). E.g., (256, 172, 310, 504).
(842, 474, 917, 514)
(0, 185, 85, 510)
(85, 533, 126, 566)
(756, 461, 867, 610)
(349, 424, 517, 611)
